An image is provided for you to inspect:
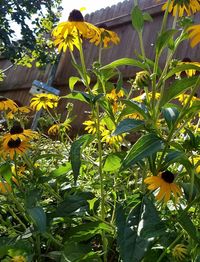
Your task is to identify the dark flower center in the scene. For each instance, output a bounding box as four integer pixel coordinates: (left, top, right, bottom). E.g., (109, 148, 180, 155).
(161, 170, 175, 183)
(10, 124, 23, 134)
(8, 138, 21, 148)
(68, 9, 84, 22)
(0, 97, 7, 102)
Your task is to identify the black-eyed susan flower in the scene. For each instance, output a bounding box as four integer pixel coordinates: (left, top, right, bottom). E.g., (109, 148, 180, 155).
(0, 97, 17, 111)
(53, 28, 80, 52)
(30, 93, 59, 111)
(144, 170, 182, 203)
(48, 120, 71, 136)
(2, 123, 38, 145)
(175, 61, 200, 77)
(162, 0, 200, 17)
(172, 244, 187, 261)
(101, 128, 124, 145)
(187, 24, 200, 47)
(6, 106, 31, 119)
(52, 9, 100, 49)
(90, 28, 120, 48)
(134, 71, 151, 89)
(1, 138, 29, 159)
(106, 89, 124, 113)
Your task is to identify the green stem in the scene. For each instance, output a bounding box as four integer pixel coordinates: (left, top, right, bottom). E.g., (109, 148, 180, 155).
(96, 103, 107, 262)
(160, 0, 171, 34)
(157, 233, 182, 262)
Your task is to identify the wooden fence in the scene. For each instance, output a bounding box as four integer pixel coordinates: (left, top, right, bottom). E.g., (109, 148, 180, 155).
(0, 0, 200, 132)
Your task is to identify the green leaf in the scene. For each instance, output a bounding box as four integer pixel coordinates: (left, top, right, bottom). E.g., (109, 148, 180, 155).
(160, 76, 198, 107)
(178, 209, 199, 241)
(156, 29, 178, 55)
(55, 192, 95, 217)
(114, 118, 145, 136)
(100, 58, 148, 71)
(67, 221, 112, 242)
(103, 152, 125, 172)
(62, 242, 90, 262)
(121, 100, 149, 120)
(116, 197, 165, 262)
(27, 207, 46, 233)
(131, 6, 144, 32)
(69, 76, 81, 91)
(64, 91, 92, 104)
(50, 162, 72, 177)
(121, 133, 164, 171)
(70, 134, 94, 184)
(143, 12, 153, 22)
(162, 149, 194, 174)
(0, 162, 12, 183)
(165, 63, 200, 80)
(162, 107, 179, 130)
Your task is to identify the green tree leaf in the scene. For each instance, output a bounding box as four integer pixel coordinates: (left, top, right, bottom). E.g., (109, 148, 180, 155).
(121, 133, 164, 171)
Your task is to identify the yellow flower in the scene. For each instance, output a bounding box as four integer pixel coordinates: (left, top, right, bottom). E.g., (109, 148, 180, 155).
(101, 128, 124, 145)
(1, 138, 30, 160)
(175, 61, 200, 77)
(172, 244, 187, 261)
(52, 9, 100, 48)
(48, 120, 71, 136)
(0, 97, 17, 111)
(0, 181, 12, 194)
(90, 28, 120, 48)
(11, 256, 27, 262)
(7, 106, 31, 119)
(30, 93, 59, 111)
(134, 71, 150, 89)
(83, 120, 97, 134)
(106, 89, 124, 113)
(144, 171, 182, 203)
(53, 29, 80, 52)
(187, 24, 200, 47)
(176, 93, 200, 106)
(162, 0, 200, 17)
(2, 123, 38, 145)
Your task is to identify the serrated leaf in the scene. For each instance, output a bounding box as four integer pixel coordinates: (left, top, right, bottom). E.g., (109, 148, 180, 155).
(131, 6, 144, 32)
(69, 76, 81, 91)
(70, 134, 94, 184)
(162, 107, 179, 130)
(121, 133, 164, 170)
(27, 207, 46, 233)
(114, 118, 145, 136)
